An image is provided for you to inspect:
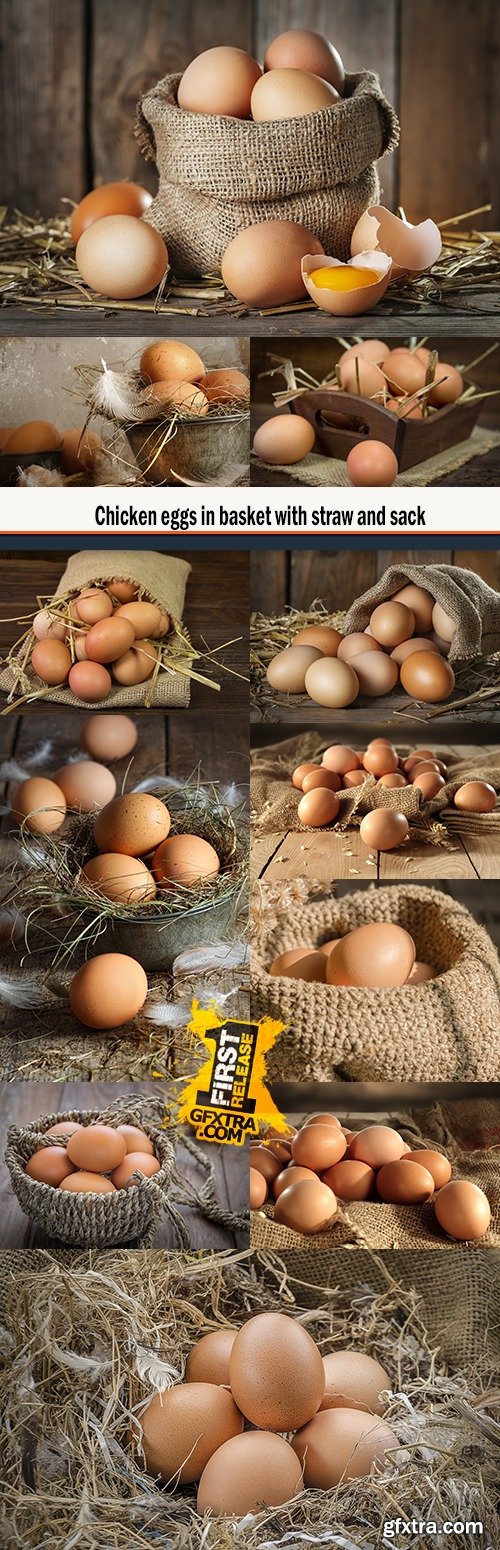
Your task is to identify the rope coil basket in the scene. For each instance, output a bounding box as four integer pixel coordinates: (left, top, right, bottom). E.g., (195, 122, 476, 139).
(137, 70, 399, 279)
(5, 1107, 183, 1249)
(251, 884, 500, 1083)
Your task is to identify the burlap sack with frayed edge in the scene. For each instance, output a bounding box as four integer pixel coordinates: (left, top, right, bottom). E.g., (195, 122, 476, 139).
(0, 550, 191, 708)
(251, 731, 500, 837)
(251, 884, 500, 1083)
(342, 563, 500, 662)
(5, 1106, 180, 1249)
(251, 1099, 500, 1252)
(136, 71, 399, 280)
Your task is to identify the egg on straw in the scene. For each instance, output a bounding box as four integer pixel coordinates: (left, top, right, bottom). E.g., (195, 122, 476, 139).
(301, 252, 392, 315)
(350, 206, 442, 279)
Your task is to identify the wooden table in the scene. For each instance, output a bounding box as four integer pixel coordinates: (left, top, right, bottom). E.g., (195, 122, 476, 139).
(252, 744, 500, 883)
(250, 680, 500, 727)
(3, 299, 500, 340)
(0, 551, 250, 718)
(0, 1080, 248, 1250)
(0, 709, 249, 1082)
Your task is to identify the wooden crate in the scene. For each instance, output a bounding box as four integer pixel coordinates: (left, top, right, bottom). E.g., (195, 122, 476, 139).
(291, 389, 482, 470)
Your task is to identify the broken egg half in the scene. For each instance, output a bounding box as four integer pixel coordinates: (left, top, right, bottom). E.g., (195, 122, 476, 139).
(350, 206, 442, 280)
(301, 252, 392, 316)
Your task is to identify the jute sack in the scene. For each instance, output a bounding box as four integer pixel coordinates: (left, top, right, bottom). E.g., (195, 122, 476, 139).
(0, 549, 191, 708)
(342, 562, 500, 662)
(251, 731, 500, 836)
(251, 1098, 500, 1253)
(5, 1106, 185, 1250)
(136, 72, 399, 280)
(251, 884, 500, 1082)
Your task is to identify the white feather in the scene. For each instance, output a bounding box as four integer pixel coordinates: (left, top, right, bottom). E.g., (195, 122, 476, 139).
(0, 758, 30, 782)
(173, 943, 249, 974)
(143, 1000, 191, 1027)
(0, 971, 47, 1008)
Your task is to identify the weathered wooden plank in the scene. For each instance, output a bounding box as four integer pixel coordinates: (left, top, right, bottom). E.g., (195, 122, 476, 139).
(1, 305, 498, 339)
(168, 713, 249, 787)
(288, 549, 379, 612)
(258, 826, 375, 884)
(250, 551, 289, 616)
(458, 829, 500, 880)
(453, 550, 500, 589)
(378, 834, 476, 882)
(0, 0, 87, 214)
(251, 831, 289, 880)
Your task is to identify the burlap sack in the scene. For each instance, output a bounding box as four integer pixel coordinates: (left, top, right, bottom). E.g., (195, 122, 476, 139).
(251, 732, 500, 837)
(137, 71, 399, 280)
(342, 562, 500, 663)
(251, 884, 500, 1082)
(5, 1106, 183, 1250)
(251, 1099, 500, 1253)
(0, 549, 191, 709)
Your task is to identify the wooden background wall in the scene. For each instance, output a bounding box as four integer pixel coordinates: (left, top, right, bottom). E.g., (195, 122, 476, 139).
(250, 549, 500, 617)
(1, 0, 498, 227)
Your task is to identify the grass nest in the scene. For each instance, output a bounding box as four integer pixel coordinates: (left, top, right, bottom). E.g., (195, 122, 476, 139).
(7, 776, 248, 966)
(0, 1246, 498, 1550)
(251, 602, 500, 723)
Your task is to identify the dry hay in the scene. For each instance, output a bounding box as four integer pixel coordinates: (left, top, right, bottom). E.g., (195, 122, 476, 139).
(0, 1247, 498, 1549)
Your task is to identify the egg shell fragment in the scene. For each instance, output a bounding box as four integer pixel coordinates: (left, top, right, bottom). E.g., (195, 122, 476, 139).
(302, 251, 392, 315)
(350, 206, 442, 278)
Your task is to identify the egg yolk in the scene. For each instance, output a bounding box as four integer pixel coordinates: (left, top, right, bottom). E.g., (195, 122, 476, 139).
(309, 266, 380, 291)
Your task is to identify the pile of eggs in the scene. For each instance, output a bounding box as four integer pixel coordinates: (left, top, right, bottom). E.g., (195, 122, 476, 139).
(250, 1118, 491, 1242)
(24, 1120, 160, 1194)
(254, 340, 465, 483)
(136, 339, 249, 421)
(266, 584, 458, 707)
(269, 921, 434, 989)
(10, 713, 137, 833)
(0, 422, 101, 473)
(27, 578, 171, 703)
(136, 1311, 401, 1514)
(290, 740, 496, 840)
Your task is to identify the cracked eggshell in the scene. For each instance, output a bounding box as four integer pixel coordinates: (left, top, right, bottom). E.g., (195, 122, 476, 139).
(301, 252, 392, 315)
(350, 206, 442, 279)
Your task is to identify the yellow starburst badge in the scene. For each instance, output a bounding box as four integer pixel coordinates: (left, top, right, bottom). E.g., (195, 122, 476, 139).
(177, 1002, 287, 1145)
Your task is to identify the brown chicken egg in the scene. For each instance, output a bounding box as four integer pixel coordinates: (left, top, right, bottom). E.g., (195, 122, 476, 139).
(292, 761, 321, 789)
(391, 637, 440, 666)
(251, 68, 340, 121)
(253, 414, 315, 465)
(431, 601, 456, 642)
(318, 939, 342, 959)
(140, 379, 209, 417)
(0, 426, 14, 449)
(267, 645, 321, 693)
(400, 652, 455, 703)
(292, 1125, 346, 1171)
(197, 1431, 303, 1516)
(111, 1152, 160, 1188)
(370, 602, 415, 648)
(262, 1124, 297, 1160)
(343, 769, 368, 787)
(60, 427, 102, 476)
(112, 645, 158, 685)
(116, 1125, 154, 1156)
(25, 1147, 76, 1186)
(297, 788, 340, 826)
(71, 182, 152, 244)
(115, 600, 166, 638)
(320, 1351, 391, 1415)
(377, 772, 407, 788)
(81, 853, 157, 904)
(301, 768, 341, 794)
(75, 589, 113, 624)
(85, 616, 135, 663)
(406, 961, 435, 984)
(350, 1127, 407, 1169)
(61, 1172, 116, 1193)
(391, 584, 434, 634)
(186, 1329, 238, 1387)
(301, 1112, 342, 1128)
(32, 610, 68, 642)
(292, 1407, 399, 1486)
(94, 792, 170, 856)
(11, 776, 66, 835)
(272, 1164, 317, 1199)
(69, 953, 148, 1028)
(412, 771, 445, 799)
(222, 220, 323, 308)
(327, 924, 415, 988)
(264, 28, 345, 94)
(31, 639, 71, 685)
(384, 350, 427, 396)
(401, 1149, 451, 1189)
(337, 633, 382, 663)
(76, 216, 168, 300)
(269, 948, 326, 981)
(54, 761, 116, 811)
(376, 1158, 435, 1204)
(434, 1180, 491, 1240)
(429, 364, 464, 407)
(229, 1311, 325, 1430)
(178, 46, 262, 116)
(199, 369, 249, 406)
(454, 781, 496, 813)
(249, 1146, 282, 1186)
(80, 714, 138, 761)
(293, 624, 342, 656)
(363, 744, 398, 776)
(340, 358, 387, 399)
(349, 651, 398, 697)
(140, 341, 205, 385)
(140, 1383, 243, 1486)
(322, 745, 361, 775)
(305, 657, 359, 708)
(152, 834, 220, 888)
(250, 1167, 268, 1208)
(42, 1121, 82, 1141)
(274, 1176, 337, 1234)
(322, 1159, 374, 1200)
(359, 811, 409, 852)
(68, 661, 112, 701)
(5, 421, 61, 454)
(107, 579, 137, 603)
(67, 1124, 126, 1173)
